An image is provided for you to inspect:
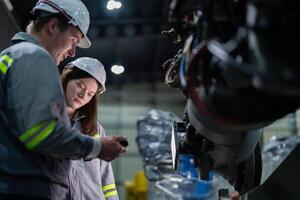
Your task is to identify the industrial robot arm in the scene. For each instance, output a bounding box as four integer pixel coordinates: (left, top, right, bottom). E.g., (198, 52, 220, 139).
(164, 0, 300, 194)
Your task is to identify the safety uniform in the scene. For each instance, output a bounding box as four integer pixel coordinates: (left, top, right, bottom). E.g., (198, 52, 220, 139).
(0, 32, 101, 199)
(69, 117, 119, 200)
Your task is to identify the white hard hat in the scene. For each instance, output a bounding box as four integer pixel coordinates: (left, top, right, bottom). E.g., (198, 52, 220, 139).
(32, 0, 91, 48)
(68, 57, 106, 93)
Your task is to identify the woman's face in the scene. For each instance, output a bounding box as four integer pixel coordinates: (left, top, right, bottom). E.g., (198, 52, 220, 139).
(65, 77, 99, 110)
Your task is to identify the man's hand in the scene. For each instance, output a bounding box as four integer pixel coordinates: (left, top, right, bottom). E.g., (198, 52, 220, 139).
(98, 136, 127, 162)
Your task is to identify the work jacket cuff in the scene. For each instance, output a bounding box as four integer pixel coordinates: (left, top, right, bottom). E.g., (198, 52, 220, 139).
(85, 139, 101, 160)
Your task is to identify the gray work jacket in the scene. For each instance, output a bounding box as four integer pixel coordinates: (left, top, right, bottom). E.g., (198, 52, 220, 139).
(69, 119, 119, 200)
(0, 32, 101, 199)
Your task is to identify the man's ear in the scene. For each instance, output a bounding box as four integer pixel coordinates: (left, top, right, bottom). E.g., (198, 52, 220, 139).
(46, 18, 60, 36)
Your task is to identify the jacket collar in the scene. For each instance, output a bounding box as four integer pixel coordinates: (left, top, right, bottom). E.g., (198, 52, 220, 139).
(73, 113, 86, 122)
(70, 112, 85, 128)
(12, 32, 43, 47)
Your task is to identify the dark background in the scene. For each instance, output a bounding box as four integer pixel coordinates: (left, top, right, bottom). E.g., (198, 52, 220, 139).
(7, 0, 180, 84)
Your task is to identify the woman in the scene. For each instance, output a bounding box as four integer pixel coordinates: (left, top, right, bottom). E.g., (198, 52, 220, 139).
(61, 57, 119, 200)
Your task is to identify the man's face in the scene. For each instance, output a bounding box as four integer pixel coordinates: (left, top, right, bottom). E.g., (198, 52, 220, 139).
(51, 26, 82, 64)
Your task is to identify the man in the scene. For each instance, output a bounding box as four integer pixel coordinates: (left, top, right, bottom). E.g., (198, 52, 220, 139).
(0, 0, 126, 199)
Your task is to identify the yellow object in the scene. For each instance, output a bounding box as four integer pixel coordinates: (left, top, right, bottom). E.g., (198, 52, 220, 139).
(124, 171, 148, 200)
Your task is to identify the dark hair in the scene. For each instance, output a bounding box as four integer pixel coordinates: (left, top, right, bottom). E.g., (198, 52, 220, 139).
(30, 11, 71, 33)
(61, 67, 102, 136)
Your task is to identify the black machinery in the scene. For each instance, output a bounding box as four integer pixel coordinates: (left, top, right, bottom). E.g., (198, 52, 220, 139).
(162, 0, 300, 196)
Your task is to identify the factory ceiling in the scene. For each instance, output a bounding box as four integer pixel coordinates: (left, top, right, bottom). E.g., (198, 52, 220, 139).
(8, 0, 180, 84)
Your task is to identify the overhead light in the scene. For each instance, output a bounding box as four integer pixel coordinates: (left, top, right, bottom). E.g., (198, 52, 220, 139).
(106, 0, 122, 10)
(111, 65, 124, 75)
(114, 1, 122, 9)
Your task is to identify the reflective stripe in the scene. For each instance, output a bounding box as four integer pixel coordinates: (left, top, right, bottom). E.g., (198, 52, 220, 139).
(104, 190, 118, 198)
(0, 62, 8, 74)
(103, 184, 118, 198)
(19, 121, 47, 142)
(102, 184, 116, 191)
(25, 121, 56, 149)
(18, 120, 57, 150)
(1, 55, 13, 65)
(0, 54, 14, 75)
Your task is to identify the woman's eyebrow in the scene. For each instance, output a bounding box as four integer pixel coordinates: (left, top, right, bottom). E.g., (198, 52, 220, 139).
(79, 80, 97, 94)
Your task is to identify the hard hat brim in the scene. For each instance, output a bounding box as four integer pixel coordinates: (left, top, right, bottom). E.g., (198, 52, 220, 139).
(77, 34, 91, 48)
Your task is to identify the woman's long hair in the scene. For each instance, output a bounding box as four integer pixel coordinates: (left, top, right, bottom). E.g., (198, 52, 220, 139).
(61, 67, 102, 136)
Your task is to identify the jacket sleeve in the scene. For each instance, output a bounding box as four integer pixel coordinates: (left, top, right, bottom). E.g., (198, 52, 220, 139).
(5, 49, 100, 160)
(98, 123, 119, 200)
